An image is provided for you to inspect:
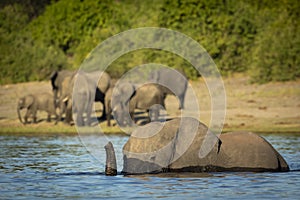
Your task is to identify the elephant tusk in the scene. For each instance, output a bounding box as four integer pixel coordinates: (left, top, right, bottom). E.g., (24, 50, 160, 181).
(63, 97, 69, 102)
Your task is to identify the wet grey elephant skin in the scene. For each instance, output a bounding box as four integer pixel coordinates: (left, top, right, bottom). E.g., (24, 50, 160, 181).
(108, 82, 165, 127)
(120, 117, 289, 174)
(149, 68, 188, 109)
(17, 93, 58, 124)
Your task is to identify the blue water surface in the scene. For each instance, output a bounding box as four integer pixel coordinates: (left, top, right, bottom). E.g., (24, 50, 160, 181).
(0, 134, 299, 199)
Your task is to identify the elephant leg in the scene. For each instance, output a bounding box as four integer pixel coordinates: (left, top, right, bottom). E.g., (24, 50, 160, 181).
(47, 113, 51, 122)
(63, 102, 71, 123)
(76, 110, 84, 126)
(24, 109, 31, 124)
(65, 104, 72, 125)
(107, 116, 111, 126)
(86, 98, 95, 126)
(27, 109, 36, 123)
(53, 111, 59, 123)
(118, 110, 130, 127)
(54, 98, 59, 109)
(76, 101, 87, 126)
(128, 111, 135, 126)
(145, 109, 151, 123)
(107, 106, 112, 127)
(153, 107, 159, 121)
(33, 114, 37, 123)
(178, 94, 185, 110)
(95, 90, 106, 120)
(148, 105, 160, 122)
(56, 101, 65, 124)
(100, 102, 107, 120)
(148, 110, 155, 122)
(33, 116, 37, 123)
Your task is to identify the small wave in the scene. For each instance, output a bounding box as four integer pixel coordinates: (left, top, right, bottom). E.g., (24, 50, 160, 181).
(58, 171, 105, 176)
(290, 169, 300, 172)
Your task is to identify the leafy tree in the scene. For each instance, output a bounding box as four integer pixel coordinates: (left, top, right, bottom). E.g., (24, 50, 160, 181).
(0, 0, 299, 84)
(249, 0, 300, 83)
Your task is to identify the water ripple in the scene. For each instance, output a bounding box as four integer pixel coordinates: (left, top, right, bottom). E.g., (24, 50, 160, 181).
(0, 134, 299, 199)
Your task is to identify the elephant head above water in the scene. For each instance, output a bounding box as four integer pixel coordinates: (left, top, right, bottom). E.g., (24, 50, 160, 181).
(105, 117, 289, 175)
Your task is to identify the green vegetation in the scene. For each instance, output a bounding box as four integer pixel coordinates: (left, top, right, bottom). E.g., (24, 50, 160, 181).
(0, 122, 126, 136)
(0, 0, 299, 84)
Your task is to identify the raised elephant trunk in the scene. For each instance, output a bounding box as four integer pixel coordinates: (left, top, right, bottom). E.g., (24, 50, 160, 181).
(104, 142, 117, 176)
(17, 106, 25, 124)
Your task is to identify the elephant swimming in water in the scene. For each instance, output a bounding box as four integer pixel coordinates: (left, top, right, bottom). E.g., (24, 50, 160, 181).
(105, 117, 289, 175)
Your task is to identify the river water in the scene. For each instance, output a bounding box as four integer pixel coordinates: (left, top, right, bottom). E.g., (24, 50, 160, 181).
(0, 133, 299, 199)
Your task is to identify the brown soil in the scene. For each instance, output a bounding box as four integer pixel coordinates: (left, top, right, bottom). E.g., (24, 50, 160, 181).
(0, 75, 299, 134)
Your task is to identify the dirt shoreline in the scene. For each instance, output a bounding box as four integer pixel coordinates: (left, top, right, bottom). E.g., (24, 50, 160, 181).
(0, 75, 299, 135)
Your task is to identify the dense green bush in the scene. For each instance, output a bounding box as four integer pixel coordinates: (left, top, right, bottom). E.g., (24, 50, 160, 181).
(249, 0, 300, 83)
(0, 0, 299, 84)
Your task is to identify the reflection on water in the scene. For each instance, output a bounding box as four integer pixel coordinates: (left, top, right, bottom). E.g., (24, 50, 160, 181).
(0, 134, 299, 199)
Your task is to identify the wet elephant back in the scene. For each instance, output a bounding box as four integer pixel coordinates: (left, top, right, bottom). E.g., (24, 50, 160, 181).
(218, 132, 289, 171)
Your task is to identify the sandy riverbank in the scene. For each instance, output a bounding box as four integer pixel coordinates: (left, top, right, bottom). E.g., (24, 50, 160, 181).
(0, 75, 299, 135)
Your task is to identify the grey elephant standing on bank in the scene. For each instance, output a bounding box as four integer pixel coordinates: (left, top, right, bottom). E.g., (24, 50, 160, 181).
(108, 82, 165, 127)
(71, 71, 94, 126)
(50, 70, 75, 108)
(104, 117, 289, 175)
(17, 93, 58, 124)
(149, 68, 188, 109)
(71, 70, 111, 126)
(56, 75, 74, 124)
(51, 70, 111, 125)
(85, 70, 111, 120)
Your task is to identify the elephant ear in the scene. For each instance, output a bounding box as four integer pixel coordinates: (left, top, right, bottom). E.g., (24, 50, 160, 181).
(24, 95, 35, 108)
(111, 82, 135, 109)
(50, 71, 58, 90)
(120, 82, 135, 104)
(62, 75, 74, 98)
(97, 71, 110, 94)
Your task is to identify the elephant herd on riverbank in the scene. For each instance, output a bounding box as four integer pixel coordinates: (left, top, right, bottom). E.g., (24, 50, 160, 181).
(17, 68, 188, 127)
(17, 69, 290, 174)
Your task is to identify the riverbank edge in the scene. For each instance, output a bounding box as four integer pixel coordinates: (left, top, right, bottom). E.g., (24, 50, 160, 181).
(1, 121, 299, 136)
(1, 75, 299, 136)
